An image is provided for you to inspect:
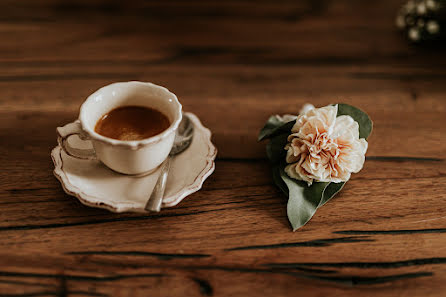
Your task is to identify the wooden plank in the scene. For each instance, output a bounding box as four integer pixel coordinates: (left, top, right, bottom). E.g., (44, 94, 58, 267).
(1, 96, 446, 160)
(0, 0, 442, 67)
(0, 142, 445, 252)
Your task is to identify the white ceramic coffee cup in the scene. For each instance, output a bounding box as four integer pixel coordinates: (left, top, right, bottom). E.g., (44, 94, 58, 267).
(57, 81, 182, 175)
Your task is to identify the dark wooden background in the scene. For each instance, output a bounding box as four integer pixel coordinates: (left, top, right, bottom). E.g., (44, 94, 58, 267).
(1, 0, 446, 296)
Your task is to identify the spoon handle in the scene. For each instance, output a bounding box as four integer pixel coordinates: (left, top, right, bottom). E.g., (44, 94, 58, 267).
(145, 157, 172, 212)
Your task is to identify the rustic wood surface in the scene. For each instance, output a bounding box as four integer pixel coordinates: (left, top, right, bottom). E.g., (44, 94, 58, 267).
(1, 0, 446, 296)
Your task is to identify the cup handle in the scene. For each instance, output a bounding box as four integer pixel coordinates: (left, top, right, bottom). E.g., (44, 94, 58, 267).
(57, 120, 96, 160)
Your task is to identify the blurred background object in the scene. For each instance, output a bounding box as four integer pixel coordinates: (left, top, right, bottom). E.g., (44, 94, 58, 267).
(396, 0, 446, 43)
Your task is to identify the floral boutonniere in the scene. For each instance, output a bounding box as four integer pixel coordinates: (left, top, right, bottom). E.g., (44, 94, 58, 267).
(258, 104, 372, 231)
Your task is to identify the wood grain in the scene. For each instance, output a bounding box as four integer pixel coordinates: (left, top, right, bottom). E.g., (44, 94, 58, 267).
(1, 0, 446, 296)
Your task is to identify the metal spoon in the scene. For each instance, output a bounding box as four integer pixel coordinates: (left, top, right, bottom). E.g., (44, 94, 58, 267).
(144, 114, 194, 212)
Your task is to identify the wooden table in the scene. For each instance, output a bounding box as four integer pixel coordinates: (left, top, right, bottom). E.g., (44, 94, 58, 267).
(1, 0, 446, 296)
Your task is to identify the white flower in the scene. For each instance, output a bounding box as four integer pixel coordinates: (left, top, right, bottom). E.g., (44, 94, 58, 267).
(284, 105, 368, 185)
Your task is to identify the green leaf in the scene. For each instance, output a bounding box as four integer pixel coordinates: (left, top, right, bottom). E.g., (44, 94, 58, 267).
(266, 134, 289, 164)
(258, 116, 295, 141)
(336, 104, 373, 139)
(280, 169, 330, 231)
(319, 182, 345, 207)
(258, 115, 282, 141)
(272, 166, 288, 195)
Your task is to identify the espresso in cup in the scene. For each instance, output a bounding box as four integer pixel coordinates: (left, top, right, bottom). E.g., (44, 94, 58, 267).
(94, 106, 171, 141)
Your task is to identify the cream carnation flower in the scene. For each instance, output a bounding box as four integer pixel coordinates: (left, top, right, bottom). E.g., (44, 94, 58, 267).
(284, 104, 368, 185)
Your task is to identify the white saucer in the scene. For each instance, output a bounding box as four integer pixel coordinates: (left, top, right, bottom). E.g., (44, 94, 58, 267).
(51, 112, 217, 213)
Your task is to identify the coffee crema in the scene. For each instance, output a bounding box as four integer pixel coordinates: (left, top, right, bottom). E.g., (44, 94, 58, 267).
(94, 106, 170, 141)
